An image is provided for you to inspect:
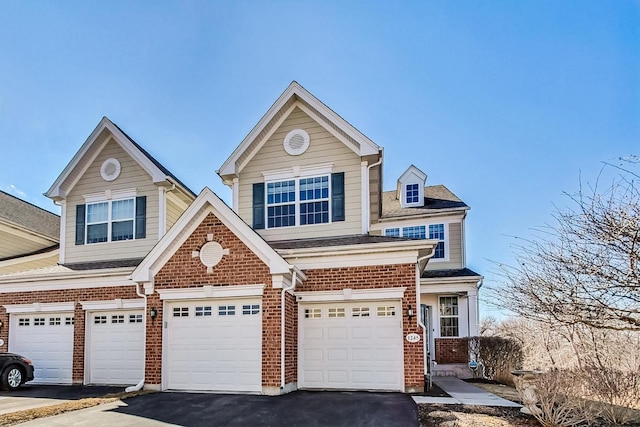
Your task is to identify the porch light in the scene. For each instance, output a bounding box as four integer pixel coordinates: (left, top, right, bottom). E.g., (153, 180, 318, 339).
(407, 305, 414, 319)
(150, 308, 158, 320)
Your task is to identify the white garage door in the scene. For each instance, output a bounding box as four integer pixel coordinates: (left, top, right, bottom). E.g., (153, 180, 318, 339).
(299, 301, 404, 391)
(9, 312, 74, 384)
(87, 310, 145, 385)
(165, 298, 262, 392)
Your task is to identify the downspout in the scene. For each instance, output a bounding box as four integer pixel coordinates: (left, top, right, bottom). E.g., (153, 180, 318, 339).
(281, 270, 297, 390)
(125, 282, 147, 392)
(364, 156, 383, 233)
(417, 248, 435, 389)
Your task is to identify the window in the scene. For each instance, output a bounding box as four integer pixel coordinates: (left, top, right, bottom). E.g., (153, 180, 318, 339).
(405, 183, 420, 204)
(352, 307, 370, 317)
(440, 296, 459, 337)
(34, 318, 45, 326)
(266, 175, 330, 228)
(328, 307, 345, 318)
(111, 315, 125, 324)
(267, 180, 296, 228)
(385, 228, 400, 237)
(94, 315, 107, 324)
(304, 308, 321, 319)
(129, 314, 143, 323)
(65, 317, 74, 325)
(377, 306, 396, 317)
(18, 318, 29, 326)
(299, 176, 329, 225)
(242, 304, 260, 315)
(218, 305, 236, 316)
(429, 224, 445, 259)
(195, 306, 212, 317)
(86, 198, 135, 244)
(173, 307, 189, 317)
(403, 225, 426, 239)
(49, 317, 61, 326)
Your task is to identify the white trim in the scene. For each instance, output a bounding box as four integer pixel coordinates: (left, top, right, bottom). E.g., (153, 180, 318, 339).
(4, 302, 75, 314)
(58, 201, 66, 264)
(361, 161, 369, 234)
(232, 178, 239, 212)
(80, 298, 145, 310)
(420, 282, 479, 294)
(158, 187, 167, 237)
(218, 82, 380, 177)
(157, 284, 265, 301)
(83, 188, 137, 203)
(262, 163, 334, 181)
(0, 272, 134, 292)
(295, 287, 406, 303)
(284, 251, 420, 270)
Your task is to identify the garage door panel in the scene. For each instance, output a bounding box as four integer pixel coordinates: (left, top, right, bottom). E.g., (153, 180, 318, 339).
(87, 309, 144, 385)
(165, 298, 261, 392)
(10, 312, 74, 384)
(300, 301, 403, 391)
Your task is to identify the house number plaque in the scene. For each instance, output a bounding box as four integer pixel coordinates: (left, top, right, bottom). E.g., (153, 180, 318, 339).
(406, 333, 420, 343)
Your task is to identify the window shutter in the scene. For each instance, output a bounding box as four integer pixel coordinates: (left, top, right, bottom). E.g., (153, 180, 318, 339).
(75, 204, 85, 245)
(331, 172, 345, 222)
(253, 183, 265, 230)
(135, 196, 146, 239)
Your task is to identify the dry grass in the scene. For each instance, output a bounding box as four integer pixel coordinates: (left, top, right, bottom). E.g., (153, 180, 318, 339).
(419, 404, 537, 427)
(0, 390, 152, 426)
(468, 382, 521, 403)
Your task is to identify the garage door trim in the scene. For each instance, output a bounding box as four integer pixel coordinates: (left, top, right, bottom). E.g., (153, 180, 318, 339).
(4, 302, 75, 314)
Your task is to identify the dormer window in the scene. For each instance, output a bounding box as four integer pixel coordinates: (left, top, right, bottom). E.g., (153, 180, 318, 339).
(405, 184, 420, 205)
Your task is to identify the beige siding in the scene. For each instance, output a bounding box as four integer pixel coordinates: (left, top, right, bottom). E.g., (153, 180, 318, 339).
(426, 222, 463, 271)
(238, 107, 362, 241)
(0, 253, 59, 275)
(64, 138, 159, 263)
(166, 197, 184, 231)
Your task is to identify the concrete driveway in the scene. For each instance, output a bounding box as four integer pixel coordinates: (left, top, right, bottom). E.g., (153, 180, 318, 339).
(0, 385, 123, 415)
(17, 390, 418, 427)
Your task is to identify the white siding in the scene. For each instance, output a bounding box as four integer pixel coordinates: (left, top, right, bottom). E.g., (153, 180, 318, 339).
(238, 107, 362, 241)
(64, 138, 159, 264)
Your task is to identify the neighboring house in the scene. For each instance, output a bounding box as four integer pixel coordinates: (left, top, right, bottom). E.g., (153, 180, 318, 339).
(0, 82, 481, 394)
(0, 191, 60, 275)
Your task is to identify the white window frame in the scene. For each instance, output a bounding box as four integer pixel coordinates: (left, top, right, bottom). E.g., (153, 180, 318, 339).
(85, 197, 137, 244)
(384, 222, 449, 262)
(265, 174, 332, 229)
(439, 296, 459, 337)
(405, 183, 420, 205)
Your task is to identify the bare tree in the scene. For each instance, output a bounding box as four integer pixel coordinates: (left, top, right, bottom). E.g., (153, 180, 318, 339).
(490, 168, 640, 331)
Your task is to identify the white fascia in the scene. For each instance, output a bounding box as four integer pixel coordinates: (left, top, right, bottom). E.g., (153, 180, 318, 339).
(0, 270, 134, 293)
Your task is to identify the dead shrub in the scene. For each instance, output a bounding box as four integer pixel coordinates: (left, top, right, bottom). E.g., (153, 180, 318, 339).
(582, 366, 640, 425)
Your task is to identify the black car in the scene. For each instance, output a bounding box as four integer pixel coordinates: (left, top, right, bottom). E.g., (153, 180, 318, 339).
(0, 353, 34, 390)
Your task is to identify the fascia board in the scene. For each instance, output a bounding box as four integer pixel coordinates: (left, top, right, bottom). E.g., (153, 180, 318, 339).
(0, 273, 133, 293)
(421, 275, 483, 286)
(398, 165, 427, 183)
(375, 208, 470, 224)
(275, 239, 438, 257)
(4, 302, 75, 314)
(420, 281, 480, 294)
(80, 298, 144, 310)
(157, 283, 265, 300)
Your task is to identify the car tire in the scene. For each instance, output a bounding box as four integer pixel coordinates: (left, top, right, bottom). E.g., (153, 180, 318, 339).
(1, 366, 23, 391)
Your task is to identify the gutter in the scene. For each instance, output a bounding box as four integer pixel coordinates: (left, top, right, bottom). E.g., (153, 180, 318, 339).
(125, 282, 147, 392)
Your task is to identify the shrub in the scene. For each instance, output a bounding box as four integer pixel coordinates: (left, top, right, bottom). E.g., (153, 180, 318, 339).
(582, 366, 640, 425)
(468, 336, 523, 385)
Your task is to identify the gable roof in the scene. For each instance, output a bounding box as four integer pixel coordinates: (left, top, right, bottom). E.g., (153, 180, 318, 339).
(217, 81, 381, 179)
(381, 185, 469, 219)
(0, 190, 60, 241)
(45, 117, 195, 201)
(131, 187, 292, 283)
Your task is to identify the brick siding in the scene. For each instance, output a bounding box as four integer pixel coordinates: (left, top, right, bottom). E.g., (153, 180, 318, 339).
(435, 338, 469, 364)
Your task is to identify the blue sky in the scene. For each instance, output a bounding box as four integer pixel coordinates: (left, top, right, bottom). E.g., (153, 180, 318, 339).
(1, 1, 638, 317)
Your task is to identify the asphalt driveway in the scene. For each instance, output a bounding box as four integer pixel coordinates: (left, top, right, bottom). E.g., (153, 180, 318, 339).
(17, 390, 418, 427)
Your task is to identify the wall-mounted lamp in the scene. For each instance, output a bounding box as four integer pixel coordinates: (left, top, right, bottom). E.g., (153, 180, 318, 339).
(150, 308, 158, 321)
(407, 305, 414, 320)
(0, 320, 4, 328)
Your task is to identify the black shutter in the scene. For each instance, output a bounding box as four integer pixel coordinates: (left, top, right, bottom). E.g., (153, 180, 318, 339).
(331, 172, 345, 222)
(75, 204, 85, 245)
(253, 183, 265, 229)
(135, 196, 146, 239)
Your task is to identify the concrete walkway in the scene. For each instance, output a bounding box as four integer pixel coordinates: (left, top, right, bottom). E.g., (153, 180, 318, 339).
(413, 377, 522, 408)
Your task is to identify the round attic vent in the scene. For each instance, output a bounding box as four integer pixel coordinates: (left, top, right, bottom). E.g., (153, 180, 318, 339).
(100, 158, 121, 182)
(284, 129, 310, 156)
(199, 241, 224, 269)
